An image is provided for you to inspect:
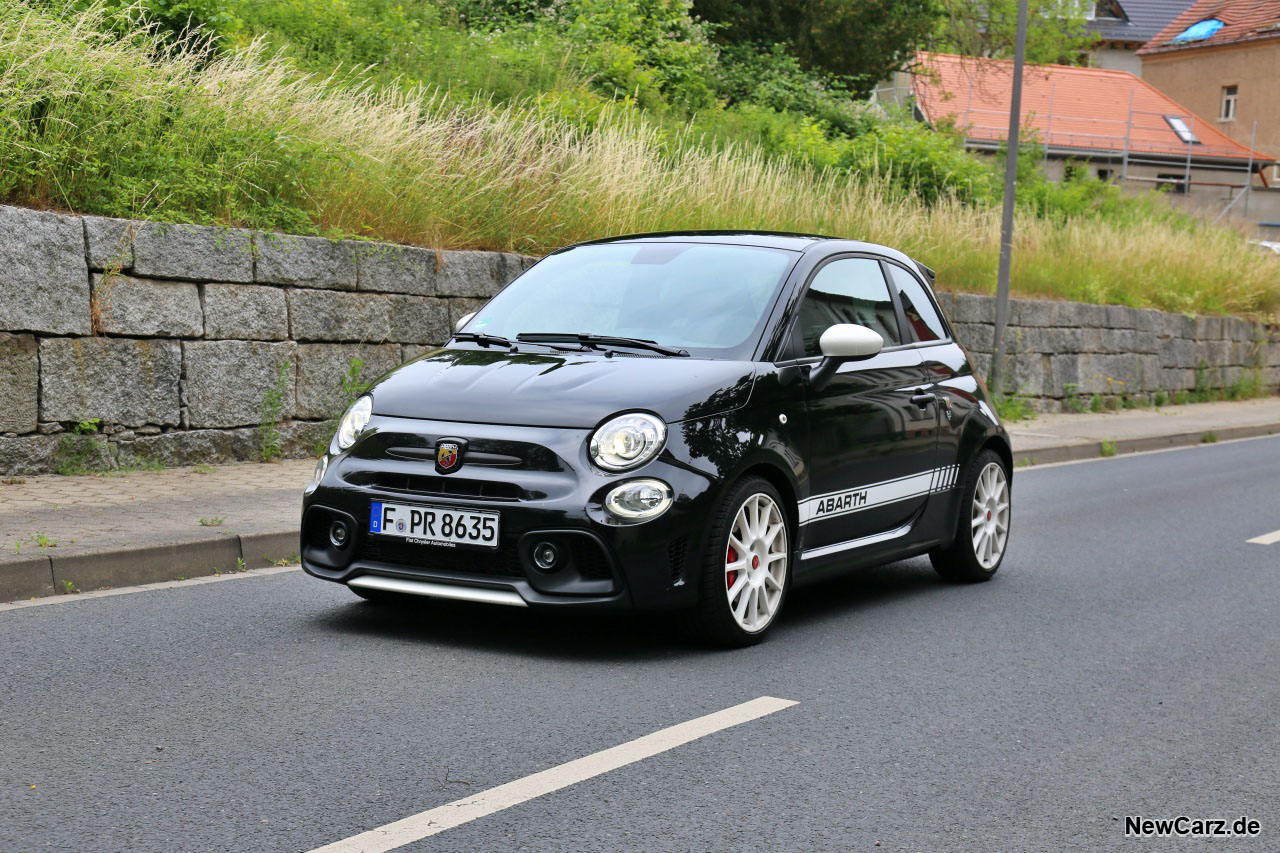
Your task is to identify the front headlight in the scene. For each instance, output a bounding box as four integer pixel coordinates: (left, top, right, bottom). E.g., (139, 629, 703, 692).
(589, 412, 666, 471)
(604, 479, 673, 521)
(336, 395, 372, 450)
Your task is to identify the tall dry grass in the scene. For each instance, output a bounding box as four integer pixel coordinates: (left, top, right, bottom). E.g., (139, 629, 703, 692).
(3, 3, 1277, 317)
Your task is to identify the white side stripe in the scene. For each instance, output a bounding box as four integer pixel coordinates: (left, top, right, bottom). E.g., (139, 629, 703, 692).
(799, 464, 960, 526)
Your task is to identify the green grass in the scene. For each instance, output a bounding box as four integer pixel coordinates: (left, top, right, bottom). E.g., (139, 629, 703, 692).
(2, 3, 1277, 318)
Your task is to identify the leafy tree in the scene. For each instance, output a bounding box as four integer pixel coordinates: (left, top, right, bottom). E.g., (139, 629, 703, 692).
(694, 0, 941, 97)
(932, 0, 1094, 64)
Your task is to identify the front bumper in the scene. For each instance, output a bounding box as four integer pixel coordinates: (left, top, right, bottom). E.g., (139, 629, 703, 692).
(301, 415, 717, 611)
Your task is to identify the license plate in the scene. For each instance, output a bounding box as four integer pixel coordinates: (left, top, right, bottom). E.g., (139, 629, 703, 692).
(369, 501, 499, 549)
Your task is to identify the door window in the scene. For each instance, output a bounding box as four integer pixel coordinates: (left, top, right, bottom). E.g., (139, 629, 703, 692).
(792, 258, 901, 357)
(886, 264, 948, 343)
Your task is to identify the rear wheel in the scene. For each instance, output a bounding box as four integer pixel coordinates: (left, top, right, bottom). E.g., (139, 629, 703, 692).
(930, 449, 1010, 582)
(695, 477, 791, 647)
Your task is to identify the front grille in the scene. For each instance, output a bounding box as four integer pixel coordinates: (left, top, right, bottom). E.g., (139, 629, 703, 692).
(668, 536, 688, 585)
(361, 537, 523, 578)
(346, 471, 521, 501)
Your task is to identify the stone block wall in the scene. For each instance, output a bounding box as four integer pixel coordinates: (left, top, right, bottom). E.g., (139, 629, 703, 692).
(0, 205, 531, 475)
(1, 203, 1277, 474)
(934, 292, 1280, 410)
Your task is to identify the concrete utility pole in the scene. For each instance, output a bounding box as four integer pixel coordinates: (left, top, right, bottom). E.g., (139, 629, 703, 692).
(989, 0, 1029, 399)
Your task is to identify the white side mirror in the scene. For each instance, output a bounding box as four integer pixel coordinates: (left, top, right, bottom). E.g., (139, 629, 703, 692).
(455, 312, 476, 332)
(818, 323, 883, 361)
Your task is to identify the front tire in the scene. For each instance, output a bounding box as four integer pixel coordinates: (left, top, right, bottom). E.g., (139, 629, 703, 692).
(695, 477, 792, 647)
(930, 449, 1011, 582)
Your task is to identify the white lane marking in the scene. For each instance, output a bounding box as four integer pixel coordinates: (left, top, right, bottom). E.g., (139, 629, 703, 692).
(1247, 529, 1280, 545)
(308, 696, 799, 853)
(0, 565, 301, 612)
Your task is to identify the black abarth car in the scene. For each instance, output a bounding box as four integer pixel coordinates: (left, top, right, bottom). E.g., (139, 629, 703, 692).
(302, 232, 1012, 645)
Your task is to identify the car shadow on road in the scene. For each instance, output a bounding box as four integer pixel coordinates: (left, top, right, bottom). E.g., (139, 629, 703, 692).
(309, 556, 951, 660)
(779, 557, 946, 629)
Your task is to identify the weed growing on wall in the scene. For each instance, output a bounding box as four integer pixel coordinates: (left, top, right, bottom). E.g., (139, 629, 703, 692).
(259, 358, 292, 461)
(312, 356, 371, 456)
(51, 435, 111, 475)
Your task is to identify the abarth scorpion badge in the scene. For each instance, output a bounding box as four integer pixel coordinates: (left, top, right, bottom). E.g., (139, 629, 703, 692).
(435, 440, 462, 474)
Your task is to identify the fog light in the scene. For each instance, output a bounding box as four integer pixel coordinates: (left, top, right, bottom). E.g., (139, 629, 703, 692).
(604, 479, 673, 521)
(329, 520, 350, 549)
(532, 541, 560, 571)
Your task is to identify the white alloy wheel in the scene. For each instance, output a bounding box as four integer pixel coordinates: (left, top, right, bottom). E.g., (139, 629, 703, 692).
(971, 462, 1010, 569)
(724, 493, 788, 633)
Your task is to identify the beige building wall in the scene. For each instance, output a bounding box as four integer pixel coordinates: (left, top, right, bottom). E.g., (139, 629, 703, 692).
(1142, 42, 1280, 186)
(1091, 46, 1143, 76)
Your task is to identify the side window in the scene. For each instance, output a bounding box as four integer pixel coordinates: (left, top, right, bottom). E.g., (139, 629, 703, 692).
(792, 258, 901, 357)
(886, 264, 948, 343)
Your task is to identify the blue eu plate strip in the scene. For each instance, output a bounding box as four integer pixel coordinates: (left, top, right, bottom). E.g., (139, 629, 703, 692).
(369, 501, 383, 533)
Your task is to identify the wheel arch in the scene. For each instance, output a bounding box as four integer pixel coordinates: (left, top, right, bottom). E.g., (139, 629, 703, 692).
(737, 461, 800, 540)
(980, 434, 1014, 483)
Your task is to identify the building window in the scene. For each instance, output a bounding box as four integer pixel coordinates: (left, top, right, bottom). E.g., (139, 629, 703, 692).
(1092, 0, 1126, 21)
(1097, 168, 1112, 181)
(1157, 174, 1188, 194)
(1164, 115, 1200, 144)
(1221, 85, 1237, 121)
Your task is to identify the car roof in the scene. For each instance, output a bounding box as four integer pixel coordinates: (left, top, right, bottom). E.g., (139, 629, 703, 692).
(568, 231, 925, 271)
(575, 230, 833, 252)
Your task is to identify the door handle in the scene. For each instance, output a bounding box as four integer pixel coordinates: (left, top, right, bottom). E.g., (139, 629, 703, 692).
(910, 391, 936, 409)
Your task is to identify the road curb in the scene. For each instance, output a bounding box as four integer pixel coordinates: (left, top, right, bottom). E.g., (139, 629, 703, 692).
(1014, 421, 1280, 467)
(2, 530, 300, 604)
(1, 555, 55, 600)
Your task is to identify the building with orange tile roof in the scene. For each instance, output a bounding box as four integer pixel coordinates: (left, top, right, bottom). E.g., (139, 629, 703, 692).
(910, 51, 1277, 225)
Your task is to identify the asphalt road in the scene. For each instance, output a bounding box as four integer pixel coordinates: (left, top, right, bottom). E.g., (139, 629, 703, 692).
(3, 437, 1278, 852)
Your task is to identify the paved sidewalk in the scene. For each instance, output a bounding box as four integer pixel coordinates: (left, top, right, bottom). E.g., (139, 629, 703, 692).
(2, 397, 1277, 602)
(1007, 397, 1280, 464)
(1, 460, 312, 600)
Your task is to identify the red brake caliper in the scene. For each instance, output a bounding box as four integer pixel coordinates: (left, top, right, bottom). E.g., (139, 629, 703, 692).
(726, 546, 738, 589)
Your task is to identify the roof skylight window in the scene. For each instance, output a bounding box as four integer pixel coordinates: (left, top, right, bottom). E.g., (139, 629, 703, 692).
(1164, 115, 1200, 144)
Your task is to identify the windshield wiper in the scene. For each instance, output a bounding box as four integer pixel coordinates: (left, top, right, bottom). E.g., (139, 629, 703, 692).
(452, 331, 515, 348)
(516, 332, 689, 357)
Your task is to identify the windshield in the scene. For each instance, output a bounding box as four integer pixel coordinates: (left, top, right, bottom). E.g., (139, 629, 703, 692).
(460, 242, 796, 359)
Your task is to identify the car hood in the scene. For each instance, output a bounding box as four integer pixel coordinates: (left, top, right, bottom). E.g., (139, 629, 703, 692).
(369, 347, 757, 428)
